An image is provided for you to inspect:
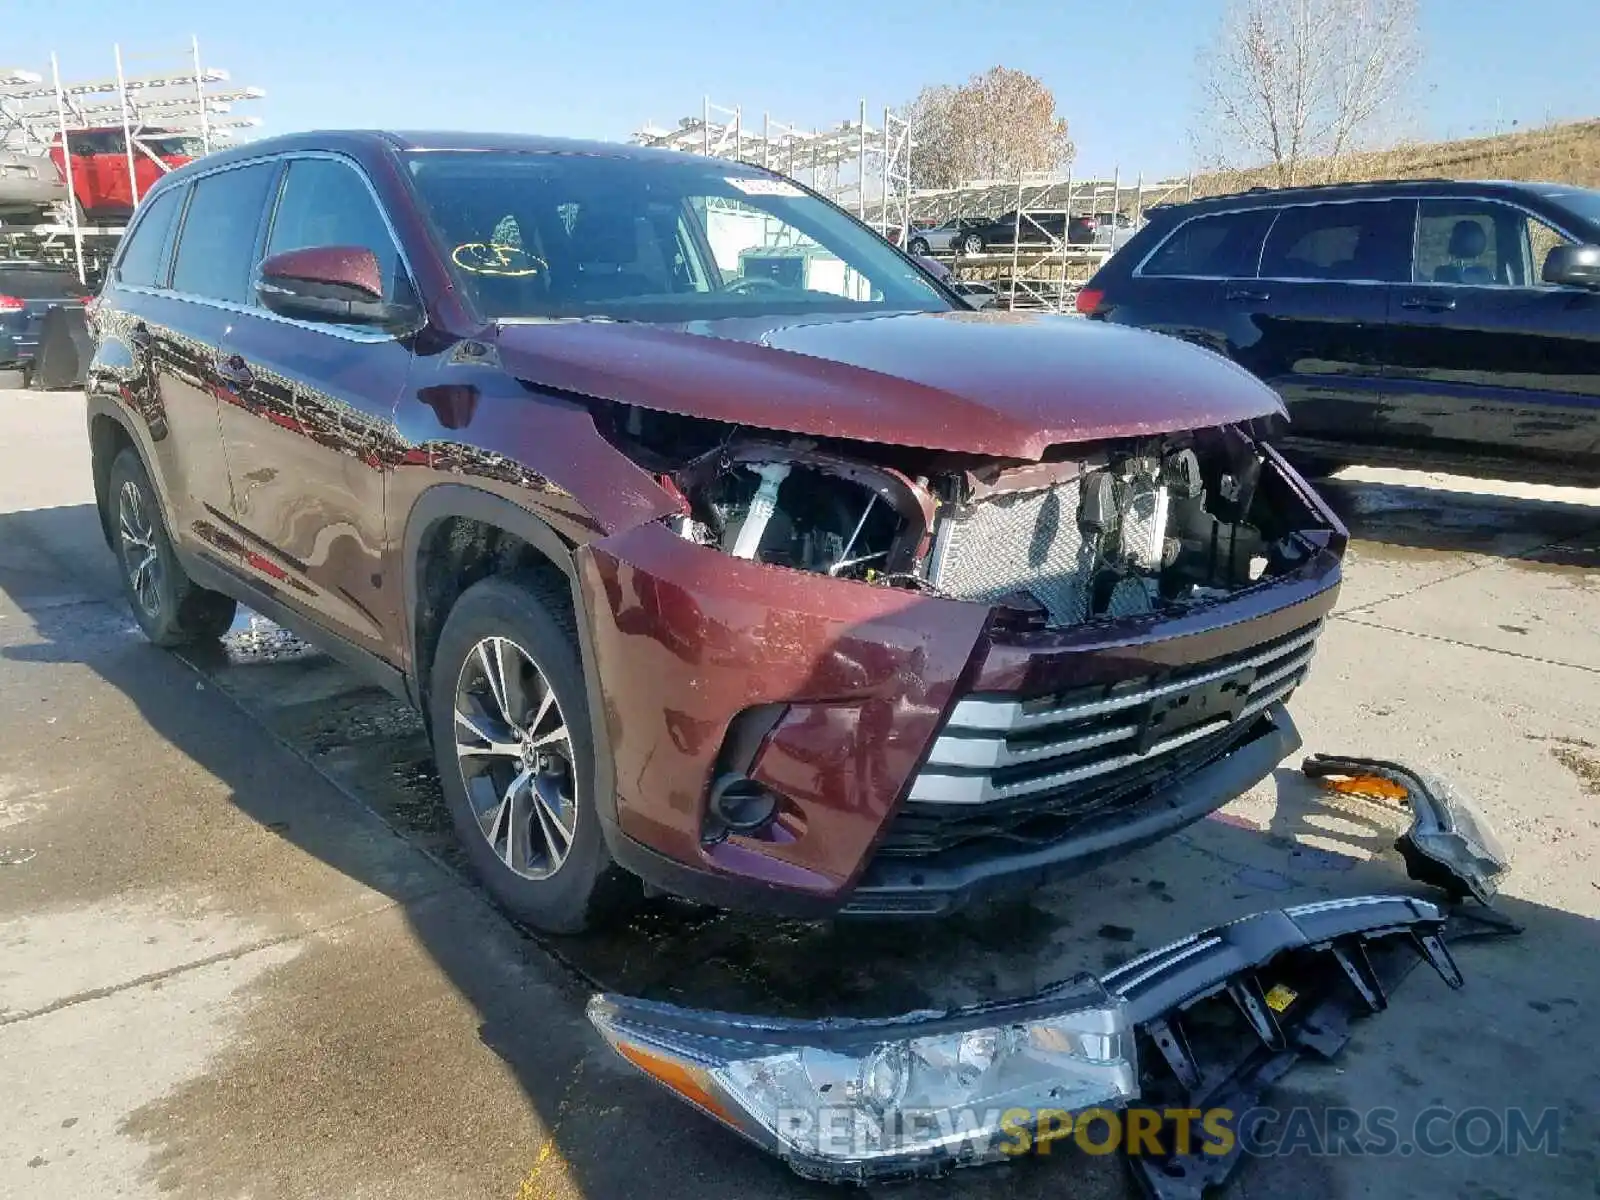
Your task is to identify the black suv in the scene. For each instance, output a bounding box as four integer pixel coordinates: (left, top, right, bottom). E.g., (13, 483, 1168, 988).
(1078, 179, 1600, 484)
(957, 211, 1098, 255)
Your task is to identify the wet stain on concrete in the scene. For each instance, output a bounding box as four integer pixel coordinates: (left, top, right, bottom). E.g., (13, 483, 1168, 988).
(1549, 744, 1600, 796)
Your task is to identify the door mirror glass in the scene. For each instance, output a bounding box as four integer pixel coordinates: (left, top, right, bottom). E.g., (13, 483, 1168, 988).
(1541, 243, 1600, 290)
(258, 245, 416, 328)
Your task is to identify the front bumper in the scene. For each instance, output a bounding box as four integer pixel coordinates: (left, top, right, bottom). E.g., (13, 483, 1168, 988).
(578, 500, 1340, 917)
(843, 705, 1300, 916)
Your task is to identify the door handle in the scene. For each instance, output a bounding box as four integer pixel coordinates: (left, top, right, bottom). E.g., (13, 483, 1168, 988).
(1399, 296, 1457, 312)
(1224, 288, 1271, 302)
(213, 353, 254, 389)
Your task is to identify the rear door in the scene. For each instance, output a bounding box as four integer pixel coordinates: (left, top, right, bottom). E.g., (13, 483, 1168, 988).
(213, 154, 413, 658)
(1384, 197, 1600, 473)
(1108, 205, 1277, 355)
(1226, 199, 1412, 441)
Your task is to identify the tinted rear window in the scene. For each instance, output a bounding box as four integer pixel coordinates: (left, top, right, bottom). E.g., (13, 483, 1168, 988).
(116, 187, 184, 288)
(1258, 200, 1413, 283)
(1141, 208, 1275, 277)
(171, 162, 277, 304)
(0, 267, 89, 298)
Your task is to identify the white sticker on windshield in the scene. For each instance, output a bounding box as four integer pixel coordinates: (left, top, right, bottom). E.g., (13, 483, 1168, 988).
(726, 177, 805, 197)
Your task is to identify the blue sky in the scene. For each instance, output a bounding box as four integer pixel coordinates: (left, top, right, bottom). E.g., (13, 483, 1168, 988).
(7, 0, 1596, 179)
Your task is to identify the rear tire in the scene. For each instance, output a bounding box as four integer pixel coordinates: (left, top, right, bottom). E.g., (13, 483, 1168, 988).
(428, 571, 635, 934)
(107, 447, 237, 646)
(961, 233, 985, 255)
(907, 237, 930, 256)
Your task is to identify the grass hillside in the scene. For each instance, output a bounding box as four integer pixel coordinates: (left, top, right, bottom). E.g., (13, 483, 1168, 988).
(1194, 118, 1600, 196)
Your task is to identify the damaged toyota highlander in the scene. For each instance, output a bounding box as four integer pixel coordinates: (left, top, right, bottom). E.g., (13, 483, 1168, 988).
(85, 132, 1347, 933)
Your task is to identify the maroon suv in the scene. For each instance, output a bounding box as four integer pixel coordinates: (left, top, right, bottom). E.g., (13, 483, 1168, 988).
(86, 132, 1345, 933)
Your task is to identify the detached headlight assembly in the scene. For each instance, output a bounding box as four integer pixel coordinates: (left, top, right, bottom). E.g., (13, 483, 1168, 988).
(1303, 754, 1510, 904)
(587, 977, 1137, 1182)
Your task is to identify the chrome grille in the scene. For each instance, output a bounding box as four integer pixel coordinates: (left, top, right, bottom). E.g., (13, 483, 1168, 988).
(901, 620, 1322, 813)
(927, 478, 1093, 626)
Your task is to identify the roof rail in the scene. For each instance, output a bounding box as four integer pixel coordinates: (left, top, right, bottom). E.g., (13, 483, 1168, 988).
(1169, 176, 1458, 207)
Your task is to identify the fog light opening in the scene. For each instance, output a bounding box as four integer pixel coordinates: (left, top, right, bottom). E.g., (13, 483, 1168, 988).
(708, 773, 781, 836)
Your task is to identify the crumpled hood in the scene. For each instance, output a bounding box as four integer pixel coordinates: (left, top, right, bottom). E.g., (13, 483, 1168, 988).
(493, 308, 1284, 460)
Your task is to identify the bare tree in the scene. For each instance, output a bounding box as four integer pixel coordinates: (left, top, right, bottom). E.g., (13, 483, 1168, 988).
(909, 67, 1073, 188)
(1196, 0, 1422, 186)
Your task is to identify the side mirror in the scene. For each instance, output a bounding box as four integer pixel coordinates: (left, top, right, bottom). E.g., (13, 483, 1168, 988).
(1542, 243, 1600, 290)
(257, 245, 420, 329)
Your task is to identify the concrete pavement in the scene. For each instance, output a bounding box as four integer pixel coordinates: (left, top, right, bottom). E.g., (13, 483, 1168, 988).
(1, 389, 1597, 1199)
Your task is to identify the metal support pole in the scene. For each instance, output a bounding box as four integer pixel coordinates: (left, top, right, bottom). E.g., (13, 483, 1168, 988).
(191, 34, 210, 154)
(762, 112, 770, 169)
(882, 105, 892, 235)
(856, 98, 866, 218)
(115, 44, 140, 208)
(702, 95, 710, 158)
(733, 106, 741, 163)
(1009, 174, 1023, 310)
(50, 53, 84, 284)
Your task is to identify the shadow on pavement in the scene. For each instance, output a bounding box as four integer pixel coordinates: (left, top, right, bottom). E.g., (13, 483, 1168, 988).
(1317, 475, 1600, 568)
(3, 501, 1597, 1200)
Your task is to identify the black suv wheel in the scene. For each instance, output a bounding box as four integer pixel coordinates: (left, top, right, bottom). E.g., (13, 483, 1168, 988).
(107, 447, 237, 646)
(961, 233, 985, 255)
(429, 572, 634, 934)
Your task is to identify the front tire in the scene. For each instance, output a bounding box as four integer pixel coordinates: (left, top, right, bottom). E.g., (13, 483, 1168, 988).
(428, 572, 634, 934)
(107, 447, 236, 646)
(962, 233, 985, 255)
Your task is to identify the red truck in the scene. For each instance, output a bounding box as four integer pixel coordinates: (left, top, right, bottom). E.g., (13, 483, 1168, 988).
(49, 127, 203, 222)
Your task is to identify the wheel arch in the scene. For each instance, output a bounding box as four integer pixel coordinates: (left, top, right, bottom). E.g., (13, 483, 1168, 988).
(400, 482, 623, 849)
(86, 402, 138, 550)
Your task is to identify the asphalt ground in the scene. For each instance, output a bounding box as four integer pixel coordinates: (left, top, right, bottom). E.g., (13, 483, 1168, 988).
(2, 389, 1597, 1199)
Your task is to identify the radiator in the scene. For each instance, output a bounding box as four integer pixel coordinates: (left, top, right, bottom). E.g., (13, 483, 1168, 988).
(927, 473, 1165, 626)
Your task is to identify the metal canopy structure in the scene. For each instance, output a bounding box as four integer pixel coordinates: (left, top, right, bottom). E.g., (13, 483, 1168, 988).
(633, 96, 913, 238)
(637, 94, 1196, 313)
(0, 38, 265, 283)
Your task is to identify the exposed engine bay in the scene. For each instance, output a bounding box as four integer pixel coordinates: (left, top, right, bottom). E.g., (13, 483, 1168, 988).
(595, 403, 1336, 630)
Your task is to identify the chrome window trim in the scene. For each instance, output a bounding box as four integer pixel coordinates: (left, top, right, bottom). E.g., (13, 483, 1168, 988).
(113, 149, 420, 346)
(116, 283, 399, 344)
(1134, 191, 1586, 288)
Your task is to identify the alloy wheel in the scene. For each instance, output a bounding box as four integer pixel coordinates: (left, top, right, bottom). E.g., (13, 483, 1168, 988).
(118, 479, 163, 618)
(452, 635, 577, 880)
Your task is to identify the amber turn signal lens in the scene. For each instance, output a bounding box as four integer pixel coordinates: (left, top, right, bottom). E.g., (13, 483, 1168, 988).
(1320, 774, 1410, 802)
(614, 1041, 735, 1124)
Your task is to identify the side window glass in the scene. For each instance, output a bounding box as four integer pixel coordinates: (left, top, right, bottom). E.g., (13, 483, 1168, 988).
(1418, 199, 1579, 287)
(1526, 215, 1575, 286)
(115, 186, 183, 287)
(170, 162, 277, 304)
(1142, 208, 1276, 277)
(1259, 201, 1411, 283)
(1416, 201, 1506, 285)
(265, 158, 403, 301)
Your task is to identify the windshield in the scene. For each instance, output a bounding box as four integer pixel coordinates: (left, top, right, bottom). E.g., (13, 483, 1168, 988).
(144, 135, 206, 158)
(1543, 187, 1600, 236)
(404, 151, 951, 322)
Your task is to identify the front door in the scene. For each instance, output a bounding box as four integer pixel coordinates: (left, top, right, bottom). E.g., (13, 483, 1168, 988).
(1225, 199, 1413, 443)
(1383, 197, 1600, 473)
(214, 154, 412, 659)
